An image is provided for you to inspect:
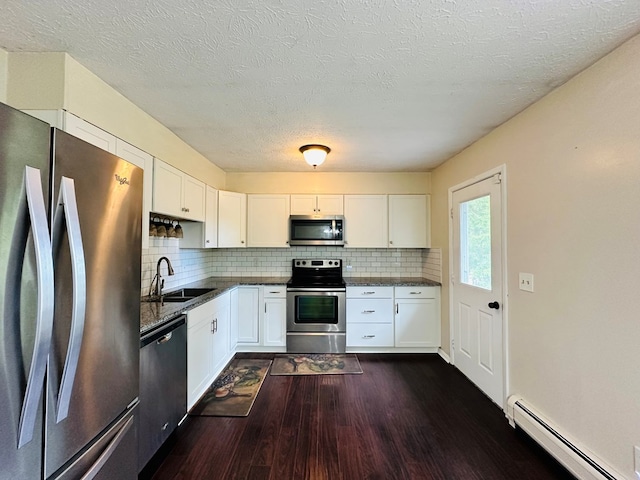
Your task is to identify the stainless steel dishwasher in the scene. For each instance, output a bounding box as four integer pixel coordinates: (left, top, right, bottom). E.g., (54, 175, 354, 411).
(139, 315, 187, 472)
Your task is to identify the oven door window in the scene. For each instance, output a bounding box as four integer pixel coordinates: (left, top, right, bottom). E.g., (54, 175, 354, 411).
(296, 296, 338, 324)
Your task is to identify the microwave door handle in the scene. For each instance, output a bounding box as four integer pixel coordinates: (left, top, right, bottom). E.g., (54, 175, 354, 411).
(17, 166, 55, 448)
(52, 176, 87, 423)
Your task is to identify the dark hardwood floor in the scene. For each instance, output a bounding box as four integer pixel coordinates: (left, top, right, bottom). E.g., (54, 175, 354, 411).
(146, 354, 575, 480)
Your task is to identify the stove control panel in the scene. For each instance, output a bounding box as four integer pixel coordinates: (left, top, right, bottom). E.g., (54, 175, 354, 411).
(293, 259, 341, 268)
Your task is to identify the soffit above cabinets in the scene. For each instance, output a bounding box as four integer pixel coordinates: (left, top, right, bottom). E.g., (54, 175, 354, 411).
(1, 1, 639, 172)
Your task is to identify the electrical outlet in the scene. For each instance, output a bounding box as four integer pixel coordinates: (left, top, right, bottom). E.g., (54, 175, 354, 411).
(519, 273, 534, 292)
(634, 445, 640, 478)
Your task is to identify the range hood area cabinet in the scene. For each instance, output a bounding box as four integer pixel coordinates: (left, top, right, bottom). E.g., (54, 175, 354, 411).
(152, 158, 205, 222)
(290, 194, 343, 215)
(344, 194, 430, 248)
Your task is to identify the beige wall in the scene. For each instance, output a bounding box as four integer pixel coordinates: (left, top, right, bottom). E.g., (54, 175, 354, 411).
(5, 53, 226, 188)
(227, 172, 431, 194)
(431, 34, 640, 477)
(6, 52, 66, 109)
(0, 48, 7, 103)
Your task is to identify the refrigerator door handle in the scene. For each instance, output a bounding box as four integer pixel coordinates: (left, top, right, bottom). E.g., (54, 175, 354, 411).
(79, 414, 134, 480)
(18, 166, 55, 448)
(52, 176, 87, 423)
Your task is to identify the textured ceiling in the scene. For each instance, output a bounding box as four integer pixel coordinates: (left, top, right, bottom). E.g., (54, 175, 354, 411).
(1, 1, 640, 172)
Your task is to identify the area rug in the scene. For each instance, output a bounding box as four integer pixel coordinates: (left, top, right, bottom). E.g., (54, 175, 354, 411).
(190, 358, 272, 417)
(270, 354, 363, 375)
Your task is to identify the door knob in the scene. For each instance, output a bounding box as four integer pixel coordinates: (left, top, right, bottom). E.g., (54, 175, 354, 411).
(488, 301, 500, 310)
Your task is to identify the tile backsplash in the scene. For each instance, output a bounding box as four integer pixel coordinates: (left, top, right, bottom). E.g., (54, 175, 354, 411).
(142, 237, 442, 296)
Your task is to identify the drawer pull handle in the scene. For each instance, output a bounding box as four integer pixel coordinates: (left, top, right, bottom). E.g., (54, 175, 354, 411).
(363, 335, 376, 339)
(362, 310, 375, 314)
(269, 291, 281, 294)
(161, 422, 169, 431)
(362, 291, 375, 295)
(410, 291, 422, 295)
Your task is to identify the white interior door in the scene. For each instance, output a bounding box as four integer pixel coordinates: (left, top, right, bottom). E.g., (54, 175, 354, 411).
(451, 172, 504, 406)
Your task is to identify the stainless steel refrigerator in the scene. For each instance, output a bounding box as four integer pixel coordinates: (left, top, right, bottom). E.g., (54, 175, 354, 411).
(0, 102, 142, 479)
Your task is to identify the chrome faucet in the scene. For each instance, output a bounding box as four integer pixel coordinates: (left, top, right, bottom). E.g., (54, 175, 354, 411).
(154, 256, 175, 297)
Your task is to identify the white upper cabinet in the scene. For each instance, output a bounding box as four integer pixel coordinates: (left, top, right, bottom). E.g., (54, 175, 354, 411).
(290, 194, 343, 215)
(388, 194, 430, 248)
(218, 190, 247, 248)
(343, 195, 388, 248)
(22, 110, 118, 154)
(182, 174, 206, 221)
(114, 139, 154, 249)
(152, 158, 205, 221)
(203, 186, 219, 248)
(247, 194, 290, 247)
(63, 113, 118, 153)
(181, 185, 218, 249)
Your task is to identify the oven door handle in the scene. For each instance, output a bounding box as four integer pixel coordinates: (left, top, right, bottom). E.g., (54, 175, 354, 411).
(286, 288, 346, 293)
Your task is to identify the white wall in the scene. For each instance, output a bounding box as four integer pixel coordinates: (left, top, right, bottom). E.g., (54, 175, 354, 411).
(431, 34, 640, 477)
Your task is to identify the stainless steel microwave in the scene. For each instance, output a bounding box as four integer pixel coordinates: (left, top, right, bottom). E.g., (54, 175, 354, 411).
(289, 215, 345, 246)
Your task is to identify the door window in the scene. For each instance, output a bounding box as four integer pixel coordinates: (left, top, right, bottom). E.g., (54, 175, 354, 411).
(460, 195, 491, 290)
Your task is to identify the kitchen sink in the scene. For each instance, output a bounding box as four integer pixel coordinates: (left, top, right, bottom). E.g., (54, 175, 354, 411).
(164, 288, 217, 299)
(143, 287, 217, 303)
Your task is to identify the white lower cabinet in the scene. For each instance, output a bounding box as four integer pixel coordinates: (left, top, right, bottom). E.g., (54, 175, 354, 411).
(346, 287, 394, 348)
(347, 323, 395, 347)
(394, 287, 440, 348)
(263, 287, 287, 347)
(346, 285, 440, 351)
(233, 286, 261, 345)
(186, 292, 231, 410)
(233, 285, 287, 351)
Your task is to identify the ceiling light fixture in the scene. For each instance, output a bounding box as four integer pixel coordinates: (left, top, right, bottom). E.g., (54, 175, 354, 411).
(299, 144, 330, 169)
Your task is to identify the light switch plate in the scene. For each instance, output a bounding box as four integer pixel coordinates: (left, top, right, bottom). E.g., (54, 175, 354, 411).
(519, 273, 534, 292)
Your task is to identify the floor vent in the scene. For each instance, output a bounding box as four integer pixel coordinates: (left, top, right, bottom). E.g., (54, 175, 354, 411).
(506, 395, 622, 480)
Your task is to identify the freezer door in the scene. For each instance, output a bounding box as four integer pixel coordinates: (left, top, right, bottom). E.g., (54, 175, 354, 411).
(0, 103, 52, 480)
(45, 130, 143, 477)
(51, 405, 138, 480)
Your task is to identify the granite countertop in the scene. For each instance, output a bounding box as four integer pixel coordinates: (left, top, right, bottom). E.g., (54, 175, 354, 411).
(140, 276, 289, 335)
(140, 275, 441, 335)
(345, 277, 441, 287)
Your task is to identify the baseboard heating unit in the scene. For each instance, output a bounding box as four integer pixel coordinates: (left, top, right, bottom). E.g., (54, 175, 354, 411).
(507, 395, 622, 480)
